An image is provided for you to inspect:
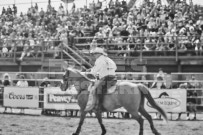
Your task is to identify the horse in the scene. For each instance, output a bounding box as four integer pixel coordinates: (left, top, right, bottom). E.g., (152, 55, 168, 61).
(61, 68, 168, 135)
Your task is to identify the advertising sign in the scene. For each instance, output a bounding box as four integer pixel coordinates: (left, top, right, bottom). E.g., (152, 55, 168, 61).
(4, 87, 39, 108)
(44, 87, 79, 110)
(145, 89, 187, 113)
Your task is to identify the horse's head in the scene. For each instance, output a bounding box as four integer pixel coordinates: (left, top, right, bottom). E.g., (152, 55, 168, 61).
(61, 67, 96, 94)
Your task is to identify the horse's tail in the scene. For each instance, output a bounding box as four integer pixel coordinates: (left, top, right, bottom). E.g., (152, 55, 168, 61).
(137, 84, 168, 122)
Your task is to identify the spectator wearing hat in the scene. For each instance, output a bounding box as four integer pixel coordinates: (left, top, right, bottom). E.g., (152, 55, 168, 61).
(151, 68, 166, 89)
(40, 77, 51, 87)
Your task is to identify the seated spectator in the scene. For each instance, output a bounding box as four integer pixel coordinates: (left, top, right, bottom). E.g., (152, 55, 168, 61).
(144, 37, 156, 51)
(196, 16, 203, 30)
(8, 41, 16, 57)
(165, 29, 176, 47)
(1, 44, 9, 57)
(156, 37, 167, 51)
(18, 40, 31, 62)
(95, 27, 106, 44)
(16, 75, 29, 87)
(90, 39, 97, 51)
(194, 39, 202, 52)
(179, 43, 187, 52)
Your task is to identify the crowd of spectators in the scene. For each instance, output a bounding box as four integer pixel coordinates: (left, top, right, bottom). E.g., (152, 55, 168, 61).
(0, 0, 203, 60)
(0, 72, 54, 87)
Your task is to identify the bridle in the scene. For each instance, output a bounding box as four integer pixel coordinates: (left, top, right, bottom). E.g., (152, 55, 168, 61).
(62, 70, 92, 94)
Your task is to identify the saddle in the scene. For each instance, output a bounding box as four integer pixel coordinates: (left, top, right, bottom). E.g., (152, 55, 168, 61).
(85, 77, 117, 112)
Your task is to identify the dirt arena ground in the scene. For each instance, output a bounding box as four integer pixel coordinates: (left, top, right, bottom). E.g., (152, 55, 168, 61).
(0, 114, 203, 135)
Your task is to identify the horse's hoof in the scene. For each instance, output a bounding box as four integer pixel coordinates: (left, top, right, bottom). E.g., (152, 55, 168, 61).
(139, 132, 143, 135)
(101, 129, 106, 135)
(153, 131, 161, 135)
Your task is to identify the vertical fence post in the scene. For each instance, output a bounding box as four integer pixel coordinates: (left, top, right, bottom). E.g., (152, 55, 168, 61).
(39, 87, 44, 115)
(140, 36, 143, 62)
(0, 86, 4, 107)
(14, 39, 17, 62)
(41, 39, 45, 62)
(175, 36, 178, 62)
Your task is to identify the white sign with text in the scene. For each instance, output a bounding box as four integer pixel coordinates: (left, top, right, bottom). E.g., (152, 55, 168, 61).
(44, 87, 79, 110)
(4, 87, 39, 108)
(145, 89, 187, 113)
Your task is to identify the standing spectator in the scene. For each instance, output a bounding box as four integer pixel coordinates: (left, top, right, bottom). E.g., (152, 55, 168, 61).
(34, 3, 38, 11)
(151, 68, 166, 89)
(16, 75, 29, 87)
(140, 75, 149, 87)
(39, 8, 45, 18)
(1, 7, 6, 15)
(188, 75, 200, 88)
(12, 4, 17, 15)
(2, 73, 11, 86)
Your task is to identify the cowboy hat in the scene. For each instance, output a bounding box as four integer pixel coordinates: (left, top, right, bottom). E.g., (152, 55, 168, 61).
(91, 47, 107, 56)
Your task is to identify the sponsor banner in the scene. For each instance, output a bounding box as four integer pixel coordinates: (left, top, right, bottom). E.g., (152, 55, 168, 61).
(145, 89, 187, 113)
(44, 87, 79, 110)
(4, 87, 39, 108)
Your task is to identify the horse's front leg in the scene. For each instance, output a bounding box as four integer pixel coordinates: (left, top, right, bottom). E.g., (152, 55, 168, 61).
(96, 111, 107, 135)
(72, 111, 87, 135)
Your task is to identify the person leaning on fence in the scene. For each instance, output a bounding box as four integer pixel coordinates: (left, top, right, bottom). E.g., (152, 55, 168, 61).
(40, 77, 51, 87)
(84, 47, 117, 112)
(187, 75, 200, 88)
(2, 73, 11, 86)
(16, 75, 29, 87)
(151, 68, 166, 89)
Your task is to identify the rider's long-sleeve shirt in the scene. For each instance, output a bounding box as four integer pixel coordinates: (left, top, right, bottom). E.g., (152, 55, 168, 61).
(90, 55, 117, 78)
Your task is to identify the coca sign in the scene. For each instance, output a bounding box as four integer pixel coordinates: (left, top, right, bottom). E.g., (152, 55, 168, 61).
(4, 87, 39, 108)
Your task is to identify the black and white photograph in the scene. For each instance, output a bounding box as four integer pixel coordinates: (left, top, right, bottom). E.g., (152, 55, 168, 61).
(0, 0, 203, 134)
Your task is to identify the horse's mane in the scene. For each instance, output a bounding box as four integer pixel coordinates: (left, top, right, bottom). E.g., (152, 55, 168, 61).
(66, 68, 96, 82)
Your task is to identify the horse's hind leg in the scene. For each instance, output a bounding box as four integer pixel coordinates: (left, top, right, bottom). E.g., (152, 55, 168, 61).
(96, 111, 107, 135)
(127, 110, 144, 135)
(72, 111, 87, 135)
(139, 107, 161, 135)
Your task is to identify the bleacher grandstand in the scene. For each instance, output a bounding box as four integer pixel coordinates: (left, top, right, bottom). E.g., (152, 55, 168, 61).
(0, 0, 202, 73)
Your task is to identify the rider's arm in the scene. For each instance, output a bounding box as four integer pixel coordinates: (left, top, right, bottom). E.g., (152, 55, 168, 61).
(90, 57, 105, 75)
